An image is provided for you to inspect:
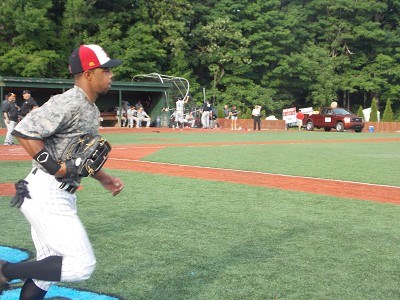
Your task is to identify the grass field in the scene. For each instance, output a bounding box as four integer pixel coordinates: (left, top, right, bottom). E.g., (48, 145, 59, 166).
(1, 129, 400, 299)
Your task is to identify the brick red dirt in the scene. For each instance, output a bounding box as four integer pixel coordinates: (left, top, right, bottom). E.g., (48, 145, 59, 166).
(1, 138, 400, 205)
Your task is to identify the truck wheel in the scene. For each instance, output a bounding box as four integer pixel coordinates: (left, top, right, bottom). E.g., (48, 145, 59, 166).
(336, 122, 344, 132)
(306, 121, 314, 131)
(324, 127, 332, 132)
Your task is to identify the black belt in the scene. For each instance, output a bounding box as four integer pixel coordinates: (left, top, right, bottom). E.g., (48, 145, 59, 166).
(32, 168, 78, 194)
(59, 182, 79, 194)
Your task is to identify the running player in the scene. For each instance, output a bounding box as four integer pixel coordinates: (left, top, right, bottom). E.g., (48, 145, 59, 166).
(0, 44, 124, 299)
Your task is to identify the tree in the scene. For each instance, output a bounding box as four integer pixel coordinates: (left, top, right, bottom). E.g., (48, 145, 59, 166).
(370, 98, 379, 122)
(382, 99, 394, 122)
(357, 105, 364, 119)
(0, 0, 62, 77)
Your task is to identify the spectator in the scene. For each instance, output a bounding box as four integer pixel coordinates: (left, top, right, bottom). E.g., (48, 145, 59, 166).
(296, 109, 304, 130)
(19, 90, 38, 120)
(252, 105, 262, 131)
(136, 107, 151, 128)
(185, 112, 196, 128)
(230, 105, 239, 130)
(223, 104, 230, 119)
(210, 111, 220, 129)
(2, 92, 19, 146)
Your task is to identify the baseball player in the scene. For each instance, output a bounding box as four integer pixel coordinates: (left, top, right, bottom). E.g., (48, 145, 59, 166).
(0, 44, 124, 299)
(174, 95, 189, 128)
(2, 92, 19, 145)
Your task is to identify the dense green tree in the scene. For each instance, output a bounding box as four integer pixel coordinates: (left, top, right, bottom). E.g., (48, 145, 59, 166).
(0, 0, 399, 115)
(357, 105, 364, 119)
(370, 98, 379, 122)
(0, 0, 62, 77)
(382, 99, 394, 122)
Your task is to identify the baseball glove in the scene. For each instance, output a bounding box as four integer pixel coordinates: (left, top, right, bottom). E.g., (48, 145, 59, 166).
(59, 134, 111, 185)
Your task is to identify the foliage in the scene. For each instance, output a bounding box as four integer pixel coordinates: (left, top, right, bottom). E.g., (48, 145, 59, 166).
(382, 99, 394, 122)
(357, 105, 364, 119)
(0, 0, 400, 115)
(370, 98, 379, 122)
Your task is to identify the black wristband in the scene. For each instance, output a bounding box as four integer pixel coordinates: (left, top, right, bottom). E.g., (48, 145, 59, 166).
(33, 148, 61, 175)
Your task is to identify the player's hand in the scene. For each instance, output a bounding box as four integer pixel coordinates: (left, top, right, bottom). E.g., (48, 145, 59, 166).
(10, 180, 31, 208)
(101, 176, 124, 196)
(94, 171, 124, 196)
(55, 162, 67, 179)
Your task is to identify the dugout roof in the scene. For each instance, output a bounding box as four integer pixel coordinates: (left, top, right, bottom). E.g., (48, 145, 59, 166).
(0, 76, 173, 126)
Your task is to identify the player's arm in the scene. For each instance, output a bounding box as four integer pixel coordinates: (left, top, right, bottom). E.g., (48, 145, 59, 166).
(3, 112, 9, 124)
(93, 169, 124, 196)
(14, 135, 67, 178)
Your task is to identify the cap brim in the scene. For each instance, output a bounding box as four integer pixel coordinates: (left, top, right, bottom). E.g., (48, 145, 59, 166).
(100, 59, 122, 69)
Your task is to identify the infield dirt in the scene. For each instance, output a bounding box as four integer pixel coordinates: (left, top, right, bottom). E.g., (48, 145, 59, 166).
(1, 128, 400, 204)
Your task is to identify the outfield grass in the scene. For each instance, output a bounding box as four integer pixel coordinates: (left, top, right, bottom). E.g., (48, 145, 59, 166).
(1, 131, 400, 299)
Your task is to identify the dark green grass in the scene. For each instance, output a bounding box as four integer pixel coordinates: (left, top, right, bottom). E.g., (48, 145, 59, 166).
(100, 130, 400, 186)
(100, 130, 400, 145)
(144, 141, 400, 186)
(1, 131, 400, 299)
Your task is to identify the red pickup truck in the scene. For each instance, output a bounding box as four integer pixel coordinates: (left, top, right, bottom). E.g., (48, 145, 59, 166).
(303, 107, 364, 132)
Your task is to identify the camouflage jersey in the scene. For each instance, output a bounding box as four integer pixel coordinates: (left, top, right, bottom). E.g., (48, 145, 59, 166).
(13, 86, 100, 172)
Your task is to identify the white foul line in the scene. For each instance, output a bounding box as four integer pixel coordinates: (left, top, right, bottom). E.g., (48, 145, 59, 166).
(108, 157, 400, 190)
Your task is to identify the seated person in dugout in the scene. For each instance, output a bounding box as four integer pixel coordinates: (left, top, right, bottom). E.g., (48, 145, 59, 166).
(136, 107, 151, 127)
(184, 112, 196, 128)
(116, 106, 127, 127)
(127, 106, 138, 128)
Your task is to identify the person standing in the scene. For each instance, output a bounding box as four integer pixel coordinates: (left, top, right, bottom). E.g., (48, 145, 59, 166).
(19, 90, 38, 120)
(296, 109, 304, 130)
(175, 95, 189, 128)
(135, 100, 143, 110)
(2, 92, 19, 145)
(230, 105, 239, 130)
(252, 105, 262, 131)
(223, 104, 230, 119)
(201, 100, 212, 129)
(0, 44, 124, 299)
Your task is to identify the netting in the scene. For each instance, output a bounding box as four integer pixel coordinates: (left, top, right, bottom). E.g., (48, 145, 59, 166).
(132, 73, 190, 109)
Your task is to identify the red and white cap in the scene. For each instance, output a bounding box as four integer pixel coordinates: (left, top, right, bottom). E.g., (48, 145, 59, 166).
(68, 44, 122, 75)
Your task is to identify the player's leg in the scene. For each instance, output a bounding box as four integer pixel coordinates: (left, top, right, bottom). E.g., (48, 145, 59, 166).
(4, 120, 16, 145)
(20, 279, 47, 300)
(20, 189, 96, 284)
(1, 169, 96, 291)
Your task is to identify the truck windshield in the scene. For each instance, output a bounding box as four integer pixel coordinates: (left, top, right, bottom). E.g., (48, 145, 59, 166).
(333, 108, 351, 115)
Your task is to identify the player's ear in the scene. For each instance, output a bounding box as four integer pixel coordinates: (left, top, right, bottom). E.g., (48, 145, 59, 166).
(83, 70, 94, 80)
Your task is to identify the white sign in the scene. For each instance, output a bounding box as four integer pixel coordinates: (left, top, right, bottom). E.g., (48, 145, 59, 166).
(283, 107, 297, 124)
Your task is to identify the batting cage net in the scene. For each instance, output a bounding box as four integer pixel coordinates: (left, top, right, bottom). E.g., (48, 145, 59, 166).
(132, 73, 191, 109)
(132, 73, 200, 127)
